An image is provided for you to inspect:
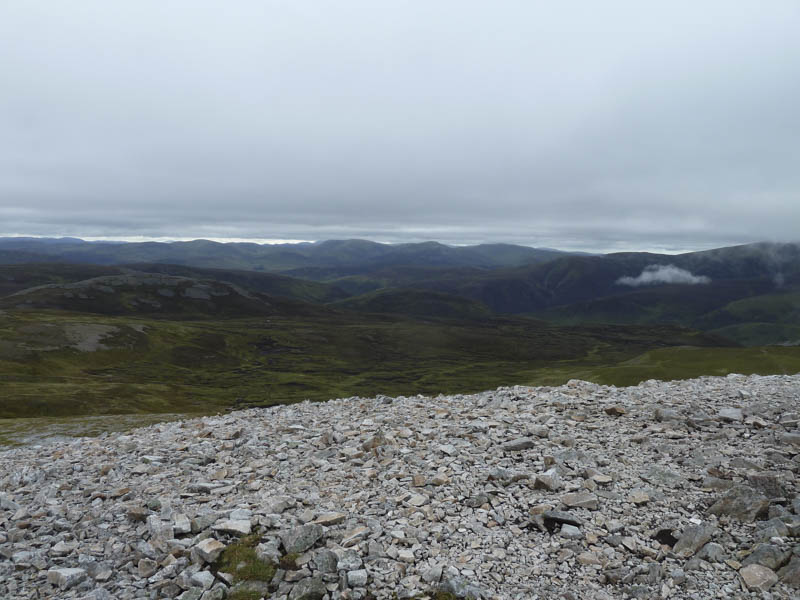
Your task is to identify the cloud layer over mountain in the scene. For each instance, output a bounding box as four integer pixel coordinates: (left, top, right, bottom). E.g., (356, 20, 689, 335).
(1, 1, 799, 251)
(617, 265, 711, 287)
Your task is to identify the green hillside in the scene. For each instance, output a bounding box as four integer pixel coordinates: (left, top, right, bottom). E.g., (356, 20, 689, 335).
(126, 263, 349, 303)
(2, 241, 799, 426)
(332, 288, 493, 320)
(0, 303, 729, 419)
(0, 273, 281, 318)
(533, 280, 774, 326)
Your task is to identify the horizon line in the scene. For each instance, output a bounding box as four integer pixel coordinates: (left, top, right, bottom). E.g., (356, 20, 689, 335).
(0, 233, 784, 256)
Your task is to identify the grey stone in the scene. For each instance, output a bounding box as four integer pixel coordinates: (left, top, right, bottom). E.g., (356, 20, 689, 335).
(439, 574, 486, 599)
(341, 526, 369, 547)
(212, 519, 251, 536)
(0, 493, 20, 511)
(423, 564, 443, 584)
(347, 569, 369, 586)
(717, 407, 743, 422)
(641, 465, 682, 487)
(137, 558, 158, 578)
(534, 467, 562, 491)
(708, 484, 770, 522)
(561, 491, 599, 510)
(281, 523, 324, 554)
(560, 524, 584, 539)
(51, 540, 77, 556)
(313, 548, 339, 573)
(177, 589, 204, 600)
(86, 561, 113, 582)
(47, 568, 87, 590)
(313, 511, 346, 526)
(191, 570, 216, 590)
(673, 523, 716, 558)
(337, 550, 362, 571)
(502, 437, 536, 451)
(778, 555, 800, 585)
(173, 512, 192, 535)
(465, 493, 489, 508)
(780, 432, 800, 446)
(697, 542, 725, 562)
(743, 544, 791, 571)
(747, 471, 787, 499)
(202, 585, 227, 600)
(266, 495, 296, 514)
(543, 510, 583, 528)
(195, 538, 226, 563)
(288, 576, 327, 600)
(740, 563, 778, 591)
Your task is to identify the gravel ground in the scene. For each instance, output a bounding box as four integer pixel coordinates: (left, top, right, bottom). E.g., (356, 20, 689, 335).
(1, 373, 799, 599)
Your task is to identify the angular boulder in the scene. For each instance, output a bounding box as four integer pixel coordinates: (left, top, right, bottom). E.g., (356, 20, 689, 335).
(707, 485, 769, 522)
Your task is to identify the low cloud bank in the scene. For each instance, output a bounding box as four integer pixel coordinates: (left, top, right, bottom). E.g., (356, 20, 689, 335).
(617, 264, 711, 287)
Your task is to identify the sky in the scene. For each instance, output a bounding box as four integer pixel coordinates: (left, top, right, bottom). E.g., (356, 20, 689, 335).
(1, 1, 799, 253)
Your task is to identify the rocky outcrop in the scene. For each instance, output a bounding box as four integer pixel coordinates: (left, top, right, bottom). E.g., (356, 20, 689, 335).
(1, 373, 799, 599)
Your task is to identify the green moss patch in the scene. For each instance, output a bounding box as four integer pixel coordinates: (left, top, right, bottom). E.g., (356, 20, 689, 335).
(215, 534, 275, 584)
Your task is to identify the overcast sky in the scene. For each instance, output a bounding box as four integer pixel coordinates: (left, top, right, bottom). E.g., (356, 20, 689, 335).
(1, 1, 799, 252)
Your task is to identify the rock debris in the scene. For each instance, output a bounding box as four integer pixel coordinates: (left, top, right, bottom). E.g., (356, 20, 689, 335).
(1, 373, 800, 599)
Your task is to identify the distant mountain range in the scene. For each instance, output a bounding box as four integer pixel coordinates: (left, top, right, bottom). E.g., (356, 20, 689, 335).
(1, 237, 799, 345)
(0, 237, 568, 271)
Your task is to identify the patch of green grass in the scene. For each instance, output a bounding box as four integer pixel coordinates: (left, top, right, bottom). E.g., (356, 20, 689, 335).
(215, 533, 275, 584)
(384, 592, 462, 600)
(227, 590, 263, 600)
(710, 323, 800, 346)
(278, 552, 300, 571)
(332, 288, 493, 320)
(526, 345, 800, 388)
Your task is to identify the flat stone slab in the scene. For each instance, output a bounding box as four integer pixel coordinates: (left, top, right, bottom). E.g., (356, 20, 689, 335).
(47, 568, 86, 590)
(502, 437, 536, 451)
(195, 538, 226, 563)
(212, 519, 251, 536)
(740, 564, 778, 591)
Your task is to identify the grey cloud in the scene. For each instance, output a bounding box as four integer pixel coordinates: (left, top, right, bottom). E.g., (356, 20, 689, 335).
(1, 1, 799, 251)
(617, 265, 711, 287)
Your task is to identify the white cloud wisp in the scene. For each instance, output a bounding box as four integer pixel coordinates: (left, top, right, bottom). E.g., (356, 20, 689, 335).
(617, 264, 711, 287)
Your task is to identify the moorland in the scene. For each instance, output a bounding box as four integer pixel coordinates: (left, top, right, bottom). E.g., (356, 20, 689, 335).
(1, 236, 799, 440)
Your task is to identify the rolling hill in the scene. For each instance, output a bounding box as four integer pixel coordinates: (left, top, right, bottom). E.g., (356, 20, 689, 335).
(0, 272, 280, 318)
(331, 288, 493, 320)
(0, 237, 569, 272)
(1, 239, 799, 423)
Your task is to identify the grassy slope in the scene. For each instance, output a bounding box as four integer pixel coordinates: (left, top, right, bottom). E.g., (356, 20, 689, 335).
(532, 346, 800, 387)
(0, 263, 349, 305)
(331, 288, 493, 320)
(0, 263, 127, 296)
(123, 263, 350, 304)
(532, 280, 775, 326)
(0, 307, 732, 419)
(533, 284, 800, 346)
(0, 274, 278, 318)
